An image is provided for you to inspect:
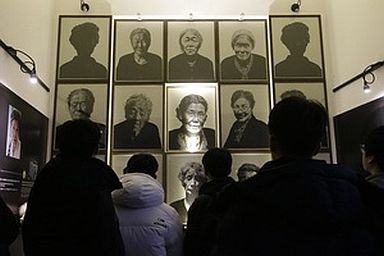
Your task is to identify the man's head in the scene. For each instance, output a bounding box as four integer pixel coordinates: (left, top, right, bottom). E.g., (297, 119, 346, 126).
(69, 22, 100, 56)
(56, 119, 100, 157)
(280, 22, 310, 56)
(130, 28, 151, 57)
(9, 110, 21, 142)
(179, 28, 203, 56)
(231, 90, 255, 122)
(237, 163, 259, 182)
(123, 153, 159, 178)
(176, 94, 208, 135)
(125, 94, 152, 132)
(362, 126, 384, 173)
(268, 97, 327, 159)
(202, 147, 232, 179)
(231, 29, 255, 61)
(67, 88, 95, 120)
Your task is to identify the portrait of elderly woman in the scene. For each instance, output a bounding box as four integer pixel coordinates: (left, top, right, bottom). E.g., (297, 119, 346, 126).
(114, 94, 161, 149)
(168, 27, 214, 81)
(169, 94, 215, 151)
(170, 161, 208, 226)
(221, 29, 267, 81)
(224, 89, 269, 149)
(59, 21, 108, 79)
(116, 27, 162, 81)
(274, 21, 322, 78)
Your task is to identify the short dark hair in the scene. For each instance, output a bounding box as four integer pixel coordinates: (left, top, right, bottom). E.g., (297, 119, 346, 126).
(56, 119, 100, 157)
(130, 28, 151, 45)
(364, 126, 384, 172)
(176, 94, 208, 117)
(231, 90, 255, 109)
(268, 97, 327, 158)
(123, 153, 159, 178)
(202, 147, 232, 178)
(70, 22, 99, 48)
(10, 110, 21, 123)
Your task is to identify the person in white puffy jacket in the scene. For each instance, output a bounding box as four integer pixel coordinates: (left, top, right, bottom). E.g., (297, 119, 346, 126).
(112, 153, 184, 256)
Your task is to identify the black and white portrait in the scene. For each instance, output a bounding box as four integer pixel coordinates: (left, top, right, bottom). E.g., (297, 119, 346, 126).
(220, 84, 270, 149)
(6, 105, 22, 159)
(113, 85, 163, 150)
(54, 84, 108, 149)
(219, 20, 268, 82)
(270, 16, 324, 80)
(114, 21, 164, 82)
(166, 84, 218, 152)
(111, 153, 164, 183)
(166, 153, 206, 225)
(58, 17, 110, 81)
(167, 21, 216, 81)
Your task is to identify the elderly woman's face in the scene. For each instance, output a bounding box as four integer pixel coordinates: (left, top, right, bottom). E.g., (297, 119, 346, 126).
(233, 35, 254, 61)
(180, 31, 201, 56)
(179, 103, 207, 135)
(183, 169, 204, 196)
(131, 32, 150, 56)
(232, 97, 252, 122)
(68, 92, 93, 120)
(126, 101, 151, 130)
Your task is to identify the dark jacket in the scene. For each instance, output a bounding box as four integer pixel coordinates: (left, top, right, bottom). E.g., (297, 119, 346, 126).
(184, 176, 235, 256)
(113, 120, 161, 149)
(169, 127, 215, 151)
(224, 115, 269, 149)
(169, 53, 214, 81)
(22, 155, 124, 256)
(116, 52, 162, 81)
(0, 196, 19, 256)
(211, 158, 378, 256)
(221, 54, 267, 80)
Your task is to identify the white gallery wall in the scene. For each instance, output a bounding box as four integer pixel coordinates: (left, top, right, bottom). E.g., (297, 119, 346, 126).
(0, 0, 384, 162)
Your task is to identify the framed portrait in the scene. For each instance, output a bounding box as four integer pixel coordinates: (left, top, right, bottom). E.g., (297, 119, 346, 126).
(165, 83, 218, 152)
(270, 15, 325, 82)
(114, 20, 164, 83)
(220, 84, 270, 150)
(111, 153, 164, 185)
(274, 82, 330, 149)
(53, 84, 108, 151)
(112, 85, 163, 151)
(57, 16, 111, 82)
(165, 153, 204, 204)
(167, 21, 216, 82)
(6, 105, 22, 160)
(218, 20, 269, 83)
(231, 153, 272, 181)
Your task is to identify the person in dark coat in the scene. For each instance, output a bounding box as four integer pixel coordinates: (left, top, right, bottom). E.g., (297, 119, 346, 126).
(114, 94, 161, 149)
(22, 119, 124, 256)
(116, 28, 162, 81)
(169, 94, 215, 151)
(184, 148, 235, 256)
(221, 29, 267, 80)
(211, 97, 379, 256)
(224, 90, 269, 149)
(169, 28, 214, 81)
(0, 195, 19, 256)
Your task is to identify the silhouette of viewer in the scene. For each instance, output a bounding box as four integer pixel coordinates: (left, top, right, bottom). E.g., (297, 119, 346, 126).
(275, 22, 322, 77)
(60, 22, 107, 79)
(169, 28, 214, 81)
(221, 29, 267, 80)
(114, 94, 161, 149)
(116, 28, 162, 81)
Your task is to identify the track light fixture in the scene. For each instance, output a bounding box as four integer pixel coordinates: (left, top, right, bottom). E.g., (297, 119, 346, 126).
(80, 0, 90, 13)
(291, 0, 301, 13)
(0, 39, 49, 92)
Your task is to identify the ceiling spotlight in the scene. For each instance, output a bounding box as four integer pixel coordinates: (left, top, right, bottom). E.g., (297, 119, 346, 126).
(363, 82, 371, 94)
(30, 70, 38, 84)
(80, 0, 90, 13)
(291, 0, 301, 12)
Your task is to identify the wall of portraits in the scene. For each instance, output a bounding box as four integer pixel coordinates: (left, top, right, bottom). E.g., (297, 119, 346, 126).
(52, 15, 330, 202)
